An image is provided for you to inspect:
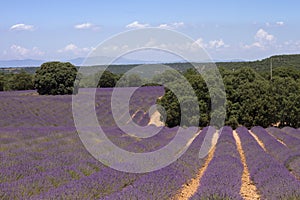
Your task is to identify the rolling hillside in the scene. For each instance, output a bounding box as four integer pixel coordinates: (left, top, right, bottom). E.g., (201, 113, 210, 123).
(1, 54, 300, 75)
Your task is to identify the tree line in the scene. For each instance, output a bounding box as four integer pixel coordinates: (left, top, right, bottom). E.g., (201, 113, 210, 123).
(1, 61, 300, 128)
(0, 70, 34, 91)
(157, 67, 300, 129)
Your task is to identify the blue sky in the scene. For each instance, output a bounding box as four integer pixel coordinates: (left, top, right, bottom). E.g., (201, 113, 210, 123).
(1, 0, 300, 62)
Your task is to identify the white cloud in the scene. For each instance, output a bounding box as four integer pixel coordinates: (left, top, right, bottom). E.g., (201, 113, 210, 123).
(279, 40, 300, 51)
(75, 23, 92, 29)
(276, 21, 284, 26)
(193, 38, 206, 48)
(126, 21, 184, 29)
(10, 23, 34, 31)
(192, 38, 229, 49)
(5, 45, 44, 59)
(266, 21, 284, 27)
(243, 42, 263, 49)
(62, 44, 78, 51)
(172, 22, 184, 28)
(255, 28, 275, 42)
(145, 38, 157, 47)
(208, 39, 227, 49)
(158, 22, 184, 29)
(74, 22, 99, 30)
(158, 24, 171, 29)
(58, 44, 91, 55)
(10, 45, 29, 56)
(126, 21, 149, 29)
(244, 29, 276, 49)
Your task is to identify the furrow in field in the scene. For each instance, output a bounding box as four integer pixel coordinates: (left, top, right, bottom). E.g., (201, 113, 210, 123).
(265, 130, 288, 147)
(249, 130, 266, 151)
(173, 146, 216, 200)
(233, 131, 260, 200)
(173, 130, 218, 200)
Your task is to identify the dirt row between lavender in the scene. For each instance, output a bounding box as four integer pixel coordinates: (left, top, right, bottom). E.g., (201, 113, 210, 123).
(172, 131, 218, 200)
(172, 130, 262, 200)
(265, 130, 288, 147)
(249, 130, 267, 151)
(148, 110, 164, 127)
(257, 130, 300, 180)
(233, 131, 260, 200)
(147, 102, 262, 199)
(148, 96, 165, 127)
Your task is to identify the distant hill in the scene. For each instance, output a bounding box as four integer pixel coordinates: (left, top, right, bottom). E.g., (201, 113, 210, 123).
(0, 56, 165, 68)
(216, 54, 300, 71)
(68, 56, 165, 66)
(1, 54, 300, 74)
(0, 59, 45, 68)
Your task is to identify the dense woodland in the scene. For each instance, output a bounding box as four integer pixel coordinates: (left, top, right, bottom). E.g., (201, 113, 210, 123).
(1, 55, 300, 128)
(157, 67, 300, 129)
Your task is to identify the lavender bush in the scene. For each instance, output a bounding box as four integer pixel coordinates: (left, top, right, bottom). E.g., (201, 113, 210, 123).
(237, 127, 300, 199)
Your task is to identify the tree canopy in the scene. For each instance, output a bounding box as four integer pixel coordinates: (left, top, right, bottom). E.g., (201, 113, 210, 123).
(34, 62, 78, 95)
(0, 71, 34, 91)
(7, 70, 34, 91)
(96, 70, 120, 88)
(157, 66, 300, 129)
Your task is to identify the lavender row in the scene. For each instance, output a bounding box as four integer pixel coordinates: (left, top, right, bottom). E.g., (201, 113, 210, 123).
(1, 130, 76, 156)
(0, 95, 74, 127)
(1, 125, 176, 187)
(1, 131, 81, 168)
(237, 127, 300, 199)
(102, 127, 213, 200)
(1, 125, 183, 199)
(0, 126, 76, 145)
(0, 133, 110, 198)
(266, 127, 300, 151)
(251, 126, 300, 179)
(0, 87, 164, 128)
(282, 126, 300, 139)
(251, 126, 299, 163)
(1, 141, 82, 169)
(1, 129, 100, 182)
(104, 126, 178, 153)
(132, 110, 150, 126)
(0, 146, 92, 183)
(191, 126, 243, 200)
(0, 159, 103, 199)
(33, 167, 139, 200)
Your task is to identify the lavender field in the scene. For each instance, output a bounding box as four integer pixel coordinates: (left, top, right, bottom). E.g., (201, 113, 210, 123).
(1, 87, 300, 199)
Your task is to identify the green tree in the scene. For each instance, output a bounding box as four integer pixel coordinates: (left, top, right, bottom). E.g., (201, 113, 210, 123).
(224, 68, 277, 128)
(117, 74, 143, 87)
(96, 70, 119, 88)
(7, 70, 34, 90)
(157, 73, 209, 128)
(152, 69, 183, 85)
(34, 62, 78, 95)
(272, 67, 300, 80)
(157, 87, 181, 127)
(270, 76, 300, 127)
(0, 72, 4, 91)
(155, 65, 300, 129)
(186, 74, 210, 126)
(0, 80, 3, 91)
